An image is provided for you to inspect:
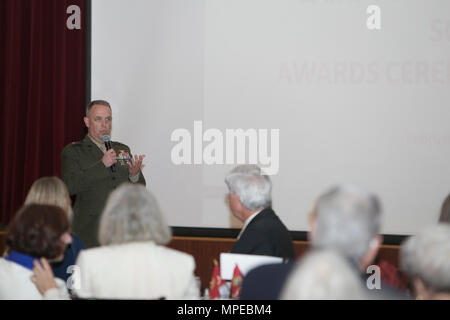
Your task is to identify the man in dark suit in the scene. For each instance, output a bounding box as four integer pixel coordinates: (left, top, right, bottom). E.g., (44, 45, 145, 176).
(61, 100, 146, 248)
(225, 165, 295, 260)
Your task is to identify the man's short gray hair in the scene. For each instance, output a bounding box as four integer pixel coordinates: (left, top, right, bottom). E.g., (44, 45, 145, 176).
(312, 185, 382, 262)
(224, 164, 272, 211)
(86, 100, 111, 117)
(400, 224, 450, 293)
(98, 183, 172, 246)
(280, 250, 366, 300)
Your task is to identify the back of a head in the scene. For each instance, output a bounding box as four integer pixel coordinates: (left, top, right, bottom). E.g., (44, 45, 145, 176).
(98, 183, 172, 246)
(312, 185, 382, 262)
(224, 164, 272, 211)
(24, 176, 72, 221)
(280, 250, 366, 300)
(6, 204, 69, 259)
(400, 224, 450, 294)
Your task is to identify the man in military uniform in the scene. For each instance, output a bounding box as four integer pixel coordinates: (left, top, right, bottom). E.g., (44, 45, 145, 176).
(62, 100, 146, 248)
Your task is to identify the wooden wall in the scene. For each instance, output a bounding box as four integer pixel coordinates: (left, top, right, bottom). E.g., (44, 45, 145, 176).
(167, 236, 403, 293)
(0, 232, 403, 294)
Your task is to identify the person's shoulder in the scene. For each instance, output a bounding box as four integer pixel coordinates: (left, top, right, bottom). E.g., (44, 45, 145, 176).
(255, 207, 279, 220)
(62, 136, 90, 154)
(112, 141, 130, 149)
(62, 140, 83, 151)
(259, 208, 291, 231)
(0, 258, 33, 276)
(115, 242, 196, 269)
(82, 242, 193, 264)
(0, 258, 13, 270)
(250, 209, 285, 229)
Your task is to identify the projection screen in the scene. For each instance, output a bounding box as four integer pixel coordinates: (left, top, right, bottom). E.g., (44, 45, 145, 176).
(91, 0, 450, 235)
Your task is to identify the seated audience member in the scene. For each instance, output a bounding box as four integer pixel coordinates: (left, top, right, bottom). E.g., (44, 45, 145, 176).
(224, 165, 295, 260)
(308, 184, 408, 299)
(241, 184, 408, 300)
(280, 250, 367, 300)
(439, 194, 450, 223)
(24, 176, 84, 282)
(0, 205, 72, 299)
(239, 201, 320, 300)
(400, 224, 450, 300)
(70, 183, 199, 299)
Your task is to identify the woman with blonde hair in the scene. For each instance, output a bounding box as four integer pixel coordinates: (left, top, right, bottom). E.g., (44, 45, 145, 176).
(24, 176, 84, 282)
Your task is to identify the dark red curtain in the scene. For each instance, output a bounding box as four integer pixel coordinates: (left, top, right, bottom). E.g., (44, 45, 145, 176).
(0, 0, 87, 225)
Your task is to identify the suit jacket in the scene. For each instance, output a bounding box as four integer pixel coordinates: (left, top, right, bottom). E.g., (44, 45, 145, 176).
(61, 135, 146, 248)
(73, 242, 199, 300)
(230, 207, 295, 260)
(240, 262, 295, 300)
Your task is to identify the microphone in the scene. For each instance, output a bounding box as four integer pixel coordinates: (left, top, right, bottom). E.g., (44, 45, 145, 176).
(102, 135, 116, 172)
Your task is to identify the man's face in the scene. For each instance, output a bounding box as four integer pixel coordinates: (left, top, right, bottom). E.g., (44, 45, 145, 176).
(84, 104, 112, 143)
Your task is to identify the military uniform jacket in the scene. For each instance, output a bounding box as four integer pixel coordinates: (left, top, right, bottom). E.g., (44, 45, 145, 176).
(61, 135, 146, 248)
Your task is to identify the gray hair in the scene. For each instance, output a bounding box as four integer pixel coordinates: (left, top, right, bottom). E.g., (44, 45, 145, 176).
(400, 224, 450, 293)
(98, 183, 172, 246)
(224, 164, 272, 211)
(280, 250, 366, 300)
(312, 185, 382, 262)
(86, 100, 111, 117)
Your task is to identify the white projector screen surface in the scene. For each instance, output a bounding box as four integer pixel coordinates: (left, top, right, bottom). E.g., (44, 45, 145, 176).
(91, 0, 450, 235)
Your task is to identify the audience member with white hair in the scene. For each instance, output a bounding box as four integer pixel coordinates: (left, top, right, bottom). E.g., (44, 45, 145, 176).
(400, 224, 450, 300)
(309, 184, 408, 299)
(310, 184, 382, 273)
(280, 250, 367, 300)
(33, 183, 200, 299)
(225, 165, 295, 260)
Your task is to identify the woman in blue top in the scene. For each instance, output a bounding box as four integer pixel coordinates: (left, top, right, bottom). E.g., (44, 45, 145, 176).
(24, 176, 85, 282)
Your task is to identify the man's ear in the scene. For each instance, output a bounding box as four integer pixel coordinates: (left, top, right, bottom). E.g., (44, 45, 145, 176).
(83, 117, 89, 128)
(231, 192, 243, 210)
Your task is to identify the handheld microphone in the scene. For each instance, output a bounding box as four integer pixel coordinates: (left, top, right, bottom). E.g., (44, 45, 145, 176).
(102, 135, 116, 172)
